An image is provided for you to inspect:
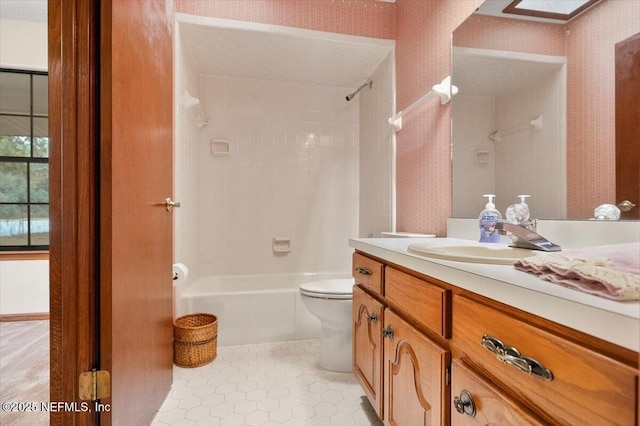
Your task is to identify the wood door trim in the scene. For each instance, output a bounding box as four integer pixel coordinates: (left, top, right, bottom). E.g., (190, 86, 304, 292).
(49, 0, 100, 424)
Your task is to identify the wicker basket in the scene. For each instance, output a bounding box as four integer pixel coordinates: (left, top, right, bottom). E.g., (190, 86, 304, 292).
(173, 313, 218, 367)
(173, 313, 218, 343)
(173, 338, 217, 368)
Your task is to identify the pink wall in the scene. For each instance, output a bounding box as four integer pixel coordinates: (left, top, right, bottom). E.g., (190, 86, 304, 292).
(174, 0, 396, 39)
(394, 0, 482, 235)
(453, 14, 565, 56)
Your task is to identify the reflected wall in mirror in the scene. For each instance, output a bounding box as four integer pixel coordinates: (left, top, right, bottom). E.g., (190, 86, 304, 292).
(451, 0, 640, 220)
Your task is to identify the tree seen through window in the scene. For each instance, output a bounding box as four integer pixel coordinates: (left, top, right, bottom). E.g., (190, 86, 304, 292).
(0, 69, 49, 250)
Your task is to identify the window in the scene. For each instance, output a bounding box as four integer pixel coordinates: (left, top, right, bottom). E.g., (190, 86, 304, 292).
(0, 69, 49, 251)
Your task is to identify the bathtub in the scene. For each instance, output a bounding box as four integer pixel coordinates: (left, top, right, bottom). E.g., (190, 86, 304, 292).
(179, 272, 352, 346)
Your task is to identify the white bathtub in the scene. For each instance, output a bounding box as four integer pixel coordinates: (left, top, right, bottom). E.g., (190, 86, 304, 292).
(179, 272, 352, 346)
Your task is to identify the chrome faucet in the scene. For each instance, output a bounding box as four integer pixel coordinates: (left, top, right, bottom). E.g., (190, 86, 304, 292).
(494, 221, 561, 252)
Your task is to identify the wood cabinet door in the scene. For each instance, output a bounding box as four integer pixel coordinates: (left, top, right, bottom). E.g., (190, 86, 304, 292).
(353, 285, 384, 418)
(451, 359, 545, 426)
(383, 309, 450, 426)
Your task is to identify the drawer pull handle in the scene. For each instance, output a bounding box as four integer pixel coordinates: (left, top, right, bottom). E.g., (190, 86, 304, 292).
(481, 334, 553, 381)
(453, 390, 476, 417)
(382, 325, 394, 340)
(355, 267, 372, 276)
(367, 313, 378, 324)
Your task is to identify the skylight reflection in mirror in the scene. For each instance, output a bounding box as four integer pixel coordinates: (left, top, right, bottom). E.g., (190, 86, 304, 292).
(503, 0, 600, 21)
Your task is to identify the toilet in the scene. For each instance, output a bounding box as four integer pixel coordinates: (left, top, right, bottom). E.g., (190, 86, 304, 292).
(299, 278, 355, 372)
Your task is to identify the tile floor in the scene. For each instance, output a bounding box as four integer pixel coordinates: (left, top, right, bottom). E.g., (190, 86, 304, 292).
(151, 339, 383, 426)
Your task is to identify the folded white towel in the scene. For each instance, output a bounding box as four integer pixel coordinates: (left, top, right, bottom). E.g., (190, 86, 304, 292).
(514, 243, 640, 301)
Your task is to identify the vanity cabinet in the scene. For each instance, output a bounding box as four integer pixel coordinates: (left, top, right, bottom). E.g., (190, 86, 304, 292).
(352, 250, 639, 426)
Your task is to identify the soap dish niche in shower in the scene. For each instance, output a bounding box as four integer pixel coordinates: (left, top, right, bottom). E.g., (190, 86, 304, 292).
(211, 140, 231, 156)
(473, 149, 490, 165)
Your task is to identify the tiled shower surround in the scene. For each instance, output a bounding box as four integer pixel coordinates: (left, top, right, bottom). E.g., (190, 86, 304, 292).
(173, 15, 395, 307)
(197, 75, 359, 276)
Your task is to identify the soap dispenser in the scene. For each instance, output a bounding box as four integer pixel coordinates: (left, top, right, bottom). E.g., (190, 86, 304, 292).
(479, 194, 502, 243)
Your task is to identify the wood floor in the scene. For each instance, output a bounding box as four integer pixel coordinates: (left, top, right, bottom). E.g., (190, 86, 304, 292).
(0, 320, 49, 425)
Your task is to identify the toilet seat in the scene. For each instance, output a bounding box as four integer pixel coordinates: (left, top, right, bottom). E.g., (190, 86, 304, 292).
(299, 278, 354, 300)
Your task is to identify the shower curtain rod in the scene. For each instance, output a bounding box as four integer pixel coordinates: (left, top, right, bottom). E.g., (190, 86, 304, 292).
(389, 76, 458, 132)
(346, 80, 373, 101)
(489, 115, 543, 143)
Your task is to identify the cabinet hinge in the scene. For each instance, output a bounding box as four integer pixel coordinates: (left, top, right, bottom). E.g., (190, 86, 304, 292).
(445, 367, 451, 386)
(79, 370, 111, 401)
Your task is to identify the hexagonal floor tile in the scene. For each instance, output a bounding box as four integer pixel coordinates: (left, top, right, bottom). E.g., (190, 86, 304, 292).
(151, 339, 380, 426)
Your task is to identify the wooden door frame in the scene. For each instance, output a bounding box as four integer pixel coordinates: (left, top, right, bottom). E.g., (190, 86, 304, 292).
(49, 0, 100, 424)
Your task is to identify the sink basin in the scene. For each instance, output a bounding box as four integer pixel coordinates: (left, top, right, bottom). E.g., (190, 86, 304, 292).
(407, 243, 536, 265)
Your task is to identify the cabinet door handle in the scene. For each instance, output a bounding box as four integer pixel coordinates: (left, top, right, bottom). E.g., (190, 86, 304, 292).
(354, 267, 372, 276)
(367, 313, 377, 324)
(382, 325, 394, 340)
(453, 390, 476, 417)
(481, 334, 553, 381)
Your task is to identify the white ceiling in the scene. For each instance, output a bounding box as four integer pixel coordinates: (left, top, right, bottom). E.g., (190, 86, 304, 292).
(452, 49, 564, 97)
(0, 0, 47, 23)
(180, 22, 394, 89)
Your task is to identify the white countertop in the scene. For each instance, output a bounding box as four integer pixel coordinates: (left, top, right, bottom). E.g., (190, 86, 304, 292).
(349, 237, 640, 352)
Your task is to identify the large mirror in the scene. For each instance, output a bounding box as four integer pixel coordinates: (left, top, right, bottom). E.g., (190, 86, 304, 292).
(451, 0, 639, 220)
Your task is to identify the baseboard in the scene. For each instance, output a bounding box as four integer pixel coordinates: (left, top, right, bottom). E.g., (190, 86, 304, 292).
(0, 312, 50, 322)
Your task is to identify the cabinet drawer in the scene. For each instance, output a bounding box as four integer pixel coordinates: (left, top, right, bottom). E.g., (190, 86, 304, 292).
(353, 252, 384, 295)
(451, 359, 545, 425)
(385, 267, 449, 337)
(453, 295, 637, 426)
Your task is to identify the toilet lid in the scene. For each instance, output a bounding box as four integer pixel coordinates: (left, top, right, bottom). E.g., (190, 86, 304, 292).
(300, 278, 354, 299)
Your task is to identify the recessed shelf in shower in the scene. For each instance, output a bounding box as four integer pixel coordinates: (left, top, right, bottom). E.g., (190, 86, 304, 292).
(272, 237, 291, 253)
(211, 140, 231, 156)
(474, 150, 490, 165)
